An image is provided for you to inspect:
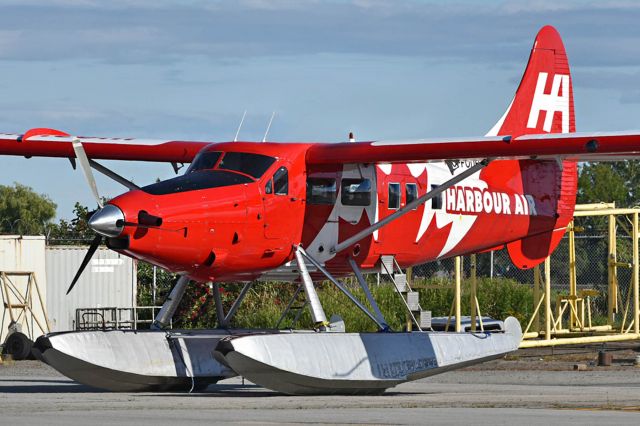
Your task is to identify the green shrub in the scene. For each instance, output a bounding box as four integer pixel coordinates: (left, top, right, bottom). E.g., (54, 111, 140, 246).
(173, 277, 534, 332)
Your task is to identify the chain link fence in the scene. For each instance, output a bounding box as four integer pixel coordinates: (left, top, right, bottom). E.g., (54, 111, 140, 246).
(411, 216, 636, 328)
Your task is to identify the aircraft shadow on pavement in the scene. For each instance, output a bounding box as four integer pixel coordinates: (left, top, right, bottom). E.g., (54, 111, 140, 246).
(0, 378, 431, 396)
(147, 383, 429, 398)
(145, 382, 279, 398)
(0, 378, 102, 393)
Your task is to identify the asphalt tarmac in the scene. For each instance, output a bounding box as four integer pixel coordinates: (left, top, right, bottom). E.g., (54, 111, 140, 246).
(1, 358, 639, 425)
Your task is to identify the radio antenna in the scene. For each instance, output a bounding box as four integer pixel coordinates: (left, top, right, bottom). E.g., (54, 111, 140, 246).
(262, 111, 276, 142)
(234, 110, 247, 142)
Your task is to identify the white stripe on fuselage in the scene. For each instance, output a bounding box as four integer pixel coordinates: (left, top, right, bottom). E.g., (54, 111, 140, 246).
(305, 163, 378, 264)
(377, 162, 485, 258)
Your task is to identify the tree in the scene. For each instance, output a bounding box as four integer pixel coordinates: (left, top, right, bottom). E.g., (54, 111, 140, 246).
(577, 163, 628, 207)
(0, 183, 56, 235)
(48, 202, 97, 244)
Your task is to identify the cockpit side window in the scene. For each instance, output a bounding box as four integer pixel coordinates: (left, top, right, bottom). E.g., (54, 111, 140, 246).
(273, 167, 288, 195)
(307, 178, 337, 204)
(187, 151, 221, 173)
(218, 152, 276, 179)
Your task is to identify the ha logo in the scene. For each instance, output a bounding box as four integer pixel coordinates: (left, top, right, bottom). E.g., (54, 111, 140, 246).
(527, 72, 570, 133)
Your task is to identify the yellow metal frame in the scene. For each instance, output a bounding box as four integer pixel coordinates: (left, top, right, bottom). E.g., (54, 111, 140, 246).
(1, 271, 51, 342)
(408, 203, 638, 347)
(520, 204, 640, 347)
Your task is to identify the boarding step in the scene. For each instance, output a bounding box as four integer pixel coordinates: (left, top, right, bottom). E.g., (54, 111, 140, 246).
(407, 291, 420, 311)
(380, 255, 395, 274)
(419, 310, 432, 329)
(394, 273, 407, 292)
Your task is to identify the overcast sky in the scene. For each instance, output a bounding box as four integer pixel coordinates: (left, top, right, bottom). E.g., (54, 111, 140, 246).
(1, 0, 639, 220)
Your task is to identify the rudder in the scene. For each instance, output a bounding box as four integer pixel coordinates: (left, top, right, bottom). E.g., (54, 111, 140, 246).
(488, 26, 578, 269)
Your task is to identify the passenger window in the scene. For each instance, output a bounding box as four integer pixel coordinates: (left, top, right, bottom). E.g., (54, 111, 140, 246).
(265, 179, 273, 194)
(341, 178, 371, 206)
(431, 184, 442, 209)
(307, 178, 337, 205)
(406, 183, 418, 207)
(273, 167, 288, 195)
(388, 183, 400, 209)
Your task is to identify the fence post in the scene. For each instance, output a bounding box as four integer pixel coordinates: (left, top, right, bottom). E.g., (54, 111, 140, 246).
(455, 256, 461, 332)
(545, 256, 551, 340)
(470, 254, 477, 332)
(406, 266, 413, 332)
(608, 213, 618, 324)
(634, 212, 639, 335)
(490, 250, 494, 279)
(568, 221, 577, 329)
(533, 264, 541, 333)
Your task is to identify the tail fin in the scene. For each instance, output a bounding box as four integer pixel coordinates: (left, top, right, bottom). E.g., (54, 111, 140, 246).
(487, 25, 575, 137)
(497, 26, 578, 269)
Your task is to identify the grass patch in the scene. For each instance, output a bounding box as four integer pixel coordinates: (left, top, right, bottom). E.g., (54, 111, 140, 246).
(167, 277, 536, 332)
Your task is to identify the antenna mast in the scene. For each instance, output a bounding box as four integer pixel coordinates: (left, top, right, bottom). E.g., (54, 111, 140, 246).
(234, 110, 247, 142)
(262, 112, 276, 142)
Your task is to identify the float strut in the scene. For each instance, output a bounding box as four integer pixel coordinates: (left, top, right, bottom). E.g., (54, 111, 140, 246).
(217, 282, 253, 328)
(294, 246, 328, 329)
(298, 246, 387, 331)
(152, 275, 190, 329)
(348, 257, 389, 330)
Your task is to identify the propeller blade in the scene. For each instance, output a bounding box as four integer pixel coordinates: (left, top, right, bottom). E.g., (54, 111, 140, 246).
(72, 139, 103, 208)
(66, 234, 102, 295)
(86, 209, 98, 221)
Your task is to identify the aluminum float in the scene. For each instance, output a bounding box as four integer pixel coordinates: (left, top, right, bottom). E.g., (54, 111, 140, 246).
(33, 329, 237, 391)
(214, 317, 522, 395)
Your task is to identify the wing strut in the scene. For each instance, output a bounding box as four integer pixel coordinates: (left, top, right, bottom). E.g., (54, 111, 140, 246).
(88, 158, 140, 191)
(331, 158, 492, 254)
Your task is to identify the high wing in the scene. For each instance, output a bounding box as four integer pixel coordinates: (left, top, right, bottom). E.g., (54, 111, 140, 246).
(306, 131, 640, 165)
(0, 128, 210, 163)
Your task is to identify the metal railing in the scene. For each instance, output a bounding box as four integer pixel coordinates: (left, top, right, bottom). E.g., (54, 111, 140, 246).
(74, 306, 170, 330)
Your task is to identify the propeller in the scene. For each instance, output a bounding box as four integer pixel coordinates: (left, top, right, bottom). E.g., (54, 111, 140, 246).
(64, 140, 104, 294)
(67, 139, 162, 294)
(66, 234, 102, 295)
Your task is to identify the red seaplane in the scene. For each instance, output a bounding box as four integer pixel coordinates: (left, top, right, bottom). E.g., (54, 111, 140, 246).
(2, 26, 640, 394)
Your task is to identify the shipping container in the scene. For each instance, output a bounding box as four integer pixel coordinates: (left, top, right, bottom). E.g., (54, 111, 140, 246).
(45, 246, 137, 332)
(0, 235, 48, 343)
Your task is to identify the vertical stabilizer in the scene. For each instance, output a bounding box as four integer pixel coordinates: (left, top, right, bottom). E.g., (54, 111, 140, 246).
(493, 26, 578, 269)
(487, 25, 575, 138)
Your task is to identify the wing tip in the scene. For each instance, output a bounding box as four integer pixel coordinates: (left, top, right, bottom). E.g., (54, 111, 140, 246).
(22, 127, 70, 142)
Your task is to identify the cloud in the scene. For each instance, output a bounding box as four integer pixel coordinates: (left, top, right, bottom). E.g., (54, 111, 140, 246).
(0, 1, 637, 67)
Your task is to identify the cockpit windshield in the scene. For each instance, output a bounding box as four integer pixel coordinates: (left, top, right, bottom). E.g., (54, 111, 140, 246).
(218, 152, 276, 178)
(142, 170, 252, 195)
(186, 151, 276, 179)
(142, 150, 277, 195)
(188, 151, 222, 172)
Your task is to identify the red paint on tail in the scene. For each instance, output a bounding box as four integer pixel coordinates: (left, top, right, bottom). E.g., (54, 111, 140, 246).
(489, 26, 578, 268)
